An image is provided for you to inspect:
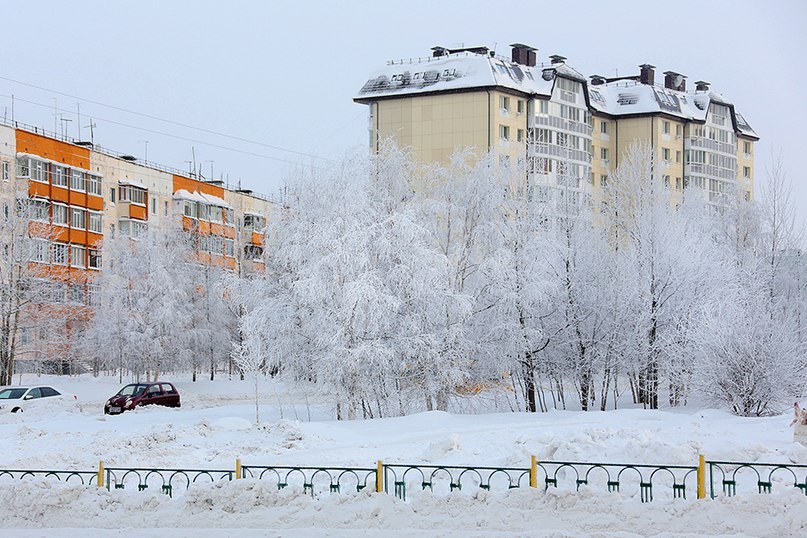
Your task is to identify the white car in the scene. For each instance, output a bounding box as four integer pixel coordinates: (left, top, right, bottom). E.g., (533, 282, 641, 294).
(0, 386, 64, 413)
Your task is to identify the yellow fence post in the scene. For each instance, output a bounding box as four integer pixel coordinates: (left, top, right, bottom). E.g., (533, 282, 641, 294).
(697, 454, 706, 500)
(376, 460, 384, 493)
(97, 460, 105, 488)
(235, 458, 242, 480)
(530, 456, 538, 488)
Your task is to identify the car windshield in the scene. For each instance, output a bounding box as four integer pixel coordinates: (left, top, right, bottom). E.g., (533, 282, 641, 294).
(117, 384, 148, 397)
(0, 388, 27, 400)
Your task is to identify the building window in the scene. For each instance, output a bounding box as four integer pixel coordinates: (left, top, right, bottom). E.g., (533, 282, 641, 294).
(539, 100, 549, 114)
(517, 100, 524, 114)
(16, 157, 31, 178)
(164, 201, 169, 217)
(499, 96, 510, 112)
(52, 204, 69, 226)
(52, 243, 69, 265)
(70, 207, 86, 230)
(198, 203, 210, 221)
(29, 199, 49, 222)
(183, 201, 197, 218)
(662, 121, 670, 135)
(88, 211, 102, 233)
(600, 175, 608, 187)
(600, 121, 608, 134)
(30, 238, 49, 263)
(676, 124, 682, 138)
(499, 125, 510, 141)
(119, 219, 147, 238)
(52, 166, 69, 187)
(87, 174, 102, 196)
(600, 148, 609, 160)
(69, 284, 85, 304)
(663, 175, 670, 188)
(2, 162, 9, 182)
(244, 214, 264, 230)
(744, 141, 752, 155)
(209, 206, 223, 224)
(70, 170, 85, 191)
(676, 177, 682, 190)
(662, 148, 670, 162)
(244, 244, 264, 260)
(225, 238, 235, 257)
(743, 166, 751, 178)
(70, 245, 86, 268)
(118, 185, 146, 205)
(110, 187, 116, 203)
(88, 249, 102, 270)
(675, 151, 681, 164)
(150, 197, 157, 215)
(88, 284, 100, 305)
(517, 129, 524, 142)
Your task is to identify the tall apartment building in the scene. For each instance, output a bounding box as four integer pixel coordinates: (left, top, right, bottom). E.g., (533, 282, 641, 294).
(354, 44, 758, 208)
(0, 120, 275, 371)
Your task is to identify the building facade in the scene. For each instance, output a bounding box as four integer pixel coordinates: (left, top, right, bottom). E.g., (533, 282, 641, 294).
(354, 44, 758, 210)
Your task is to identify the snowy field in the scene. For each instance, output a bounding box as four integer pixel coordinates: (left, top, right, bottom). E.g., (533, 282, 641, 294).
(0, 374, 805, 536)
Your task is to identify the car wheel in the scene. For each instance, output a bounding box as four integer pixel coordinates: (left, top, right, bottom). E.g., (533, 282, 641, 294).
(11, 407, 22, 413)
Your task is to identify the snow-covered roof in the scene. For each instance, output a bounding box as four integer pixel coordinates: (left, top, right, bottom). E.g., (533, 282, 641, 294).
(588, 82, 758, 138)
(355, 52, 585, 101)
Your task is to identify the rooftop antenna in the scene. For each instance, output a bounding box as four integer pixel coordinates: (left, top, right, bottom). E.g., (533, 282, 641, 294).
(53, 98, 58, 133)
(139, 140, 149, 162)
(11, 95, 14, 123)
(85, 118, 96, 145)
(191, 146, 197, 178)
(76, 102, 81, 141)
(59, 116, 72, 139)
(205, 160, 214, 181)
(614, 68, 619, 77)
(184, 160, 193, 176)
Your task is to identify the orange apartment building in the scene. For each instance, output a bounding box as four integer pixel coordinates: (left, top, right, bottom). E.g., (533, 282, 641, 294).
(0, 120, 276, 372)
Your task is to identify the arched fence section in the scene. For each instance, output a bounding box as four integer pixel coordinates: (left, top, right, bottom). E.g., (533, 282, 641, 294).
(239, 465, 377, 496)
(0, 458, 804, 502)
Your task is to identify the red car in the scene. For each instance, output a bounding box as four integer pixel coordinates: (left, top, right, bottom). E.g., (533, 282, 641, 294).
(104, 382, 181, 415)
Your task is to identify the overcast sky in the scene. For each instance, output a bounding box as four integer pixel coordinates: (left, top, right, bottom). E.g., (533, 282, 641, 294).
(3, 0, 805, 219)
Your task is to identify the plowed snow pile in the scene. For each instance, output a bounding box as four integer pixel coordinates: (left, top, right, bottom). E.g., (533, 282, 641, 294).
(0, 374, 804, 536)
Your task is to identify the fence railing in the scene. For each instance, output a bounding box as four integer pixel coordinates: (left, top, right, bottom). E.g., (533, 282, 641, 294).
(1, 457, 804, 502)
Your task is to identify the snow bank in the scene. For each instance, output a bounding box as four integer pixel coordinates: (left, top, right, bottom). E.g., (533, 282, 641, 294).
(0, 478, 804, 536)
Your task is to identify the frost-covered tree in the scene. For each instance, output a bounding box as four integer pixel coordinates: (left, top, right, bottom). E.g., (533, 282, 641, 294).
(0, 189, 67, 384)
(83, 226, 197, 381)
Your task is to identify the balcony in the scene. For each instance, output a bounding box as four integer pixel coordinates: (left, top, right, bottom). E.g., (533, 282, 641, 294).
(533, 115, 593, 137)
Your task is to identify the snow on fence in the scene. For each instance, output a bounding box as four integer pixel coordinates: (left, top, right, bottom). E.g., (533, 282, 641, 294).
(0, 459, 804, 502)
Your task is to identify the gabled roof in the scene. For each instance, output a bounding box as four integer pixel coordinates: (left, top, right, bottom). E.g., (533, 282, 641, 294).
(354, 52, 585, 102)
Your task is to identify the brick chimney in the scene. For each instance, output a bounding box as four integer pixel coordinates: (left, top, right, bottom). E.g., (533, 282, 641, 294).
(549, 54, 566, 65)
(431, 46, 447, 58)
(639, 64, 655, 85)
(695, 80, 710, 91)
(510, 43, 537, 67)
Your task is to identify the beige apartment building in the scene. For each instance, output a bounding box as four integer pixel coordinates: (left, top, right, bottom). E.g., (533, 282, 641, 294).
(354, 44, 758, 210)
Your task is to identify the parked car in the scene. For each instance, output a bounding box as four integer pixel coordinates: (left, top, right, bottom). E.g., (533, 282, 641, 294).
(104, 382, 181, 415)
(0, 386, 65, 413)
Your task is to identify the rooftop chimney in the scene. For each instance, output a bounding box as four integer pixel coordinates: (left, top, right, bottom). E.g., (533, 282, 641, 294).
(431, 46, 448, 58)
(549, 54, 567, 65)
(510, 43, 537, 67)
(695, 80, 710, 92)
(590, 74, 606, 86)
(663, 71, 687, 92)
(639, 64, 655, 85)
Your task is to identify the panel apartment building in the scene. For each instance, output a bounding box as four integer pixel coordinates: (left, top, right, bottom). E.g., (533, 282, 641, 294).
(0, 120, 275, 372)
(354, 44, 758, 209)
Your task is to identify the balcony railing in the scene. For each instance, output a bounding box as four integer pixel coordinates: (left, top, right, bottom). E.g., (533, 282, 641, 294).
(533, 115, 593, 136)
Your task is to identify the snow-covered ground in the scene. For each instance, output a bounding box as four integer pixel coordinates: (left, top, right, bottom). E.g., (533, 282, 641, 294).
(0, 374, 805, 536)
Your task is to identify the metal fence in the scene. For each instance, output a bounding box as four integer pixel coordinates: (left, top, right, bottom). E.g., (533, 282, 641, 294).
(0, 458, 804, 502)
